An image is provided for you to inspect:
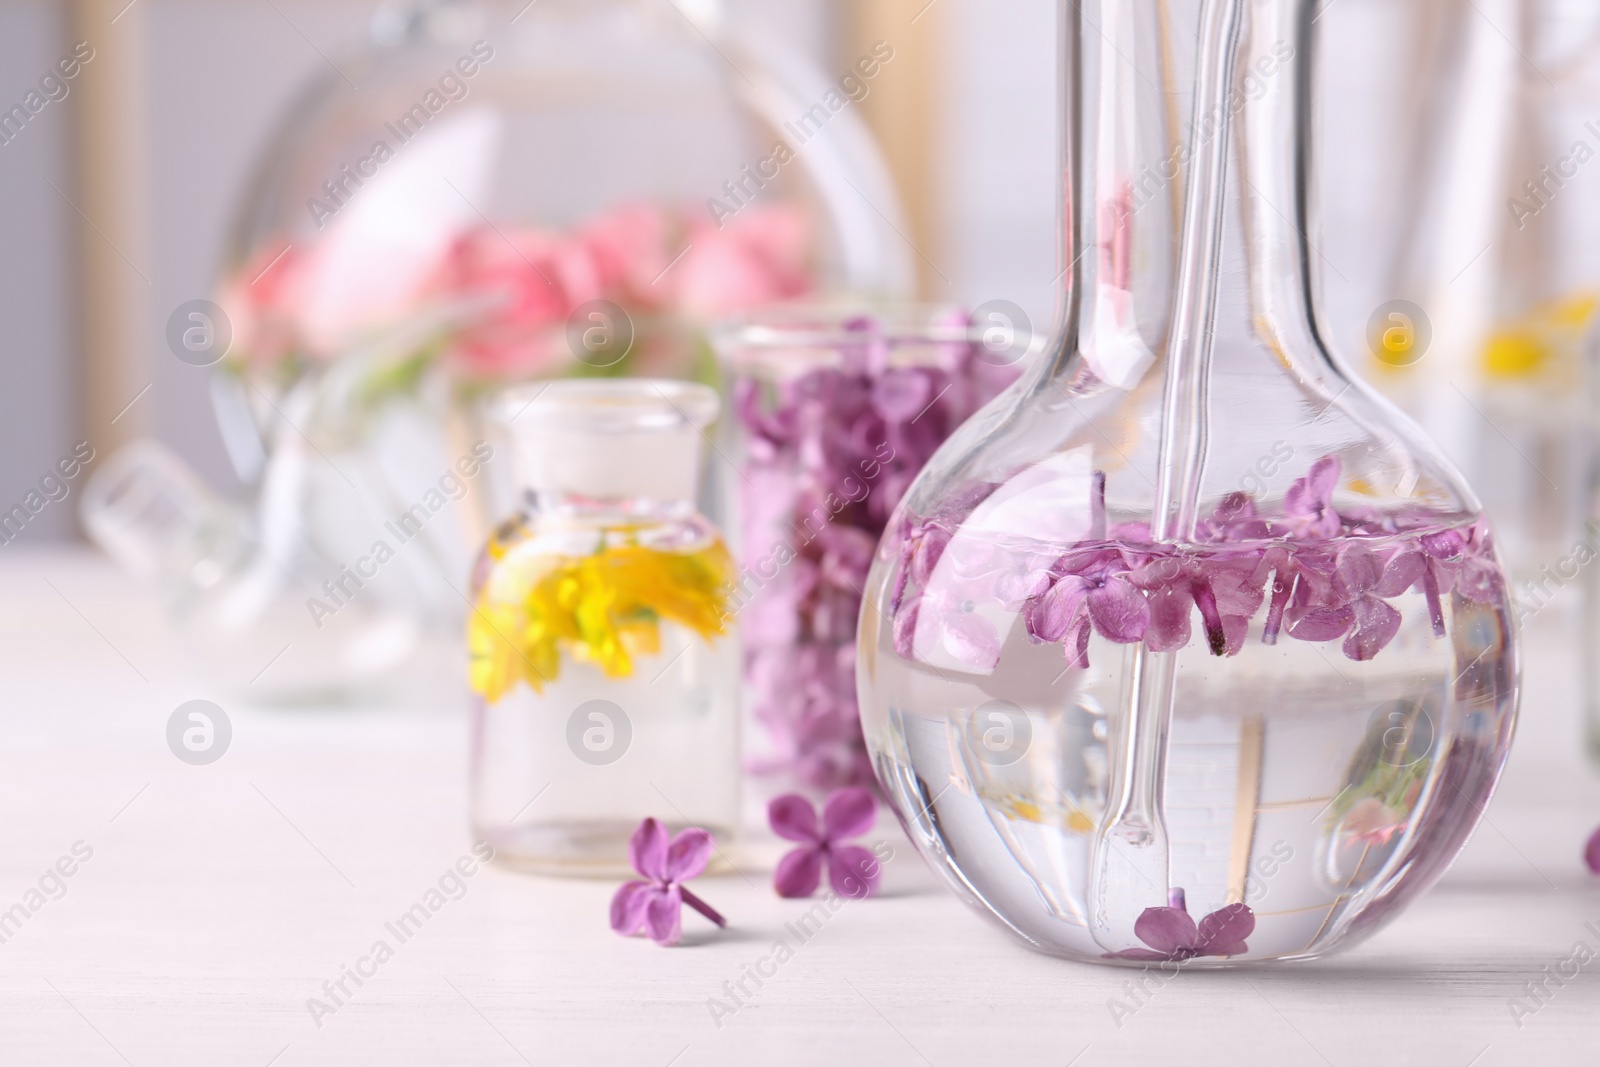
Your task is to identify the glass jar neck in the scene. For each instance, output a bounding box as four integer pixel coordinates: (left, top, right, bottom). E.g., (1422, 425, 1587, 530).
(497, 380, 718, 509)
(370, 0, 725, 50)
(507, 422, 704, 507)
(1048, 0, 1335, 397)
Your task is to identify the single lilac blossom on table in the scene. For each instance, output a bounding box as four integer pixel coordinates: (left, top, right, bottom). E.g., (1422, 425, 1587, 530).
(769, 787, 883, 899)
(610, 818, 726, 946)
(1105, 888, 1255, 962)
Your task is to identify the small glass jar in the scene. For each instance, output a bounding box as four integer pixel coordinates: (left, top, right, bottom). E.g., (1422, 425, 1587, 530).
(468, 380, 739, 873)
(714, 306, 1027, 792)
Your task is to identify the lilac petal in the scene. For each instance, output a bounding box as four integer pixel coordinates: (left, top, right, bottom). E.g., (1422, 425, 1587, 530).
(1421, 529, 1466, 560)
(610, 881, 653, 936)
(1197, 903, 1255, 956)
(1288, 603, 1355, 642)
(774, 846, 825, 898)
(644, 884, 683, 945)
(821, 786, 877, 840)
(1087, 576, 1151, 643)
(1373, 550, 1427, 598)
(1585, 825, 1600, 874)
(1344, 596, 1402, 662)
(995, 568, 1053, 610)
(911, 526, 952, 584)
(1421, 563, 1447, 637)
(1285, 455, 1341, 518)
(827, 844, 882, 899)
(1191, 579, 1228, 656)
(892, 598, 921, 659)
(768, 794, 821, 842)
(1261, 570, 1296, 645)
(948, 536, 1004, 579)
(1219, 614, 1250, 657)
(629, 817, 670, 880)
(1143, 586, 1193, 652)
(942, 611, 1001, 669)
(1455, 560, 1502, 603)
(1133, 905, 1200, 954)
(666, 828, 715, 882)
(871, 369, 934, 423)
(1063, 614, 1092, 671)
(1026, 575, 1091, 643)
(1334, 543, 1383, 597)
(1210, 565, 1267, 618)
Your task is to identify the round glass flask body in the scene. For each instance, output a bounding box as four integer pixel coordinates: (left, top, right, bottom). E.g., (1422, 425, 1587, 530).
(856, 0, 1518, 965)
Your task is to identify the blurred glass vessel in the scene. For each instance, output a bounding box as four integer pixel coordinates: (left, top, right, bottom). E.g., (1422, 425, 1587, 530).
(1370, 0, 1600, 585)
(101, 0, 911, 704)
(214, 0, 911, 493)
(856, 0, 1518, 965)
(715, 304, 1027, 793)
(469, 381, 739, 874)
(81, 436, 464, 704)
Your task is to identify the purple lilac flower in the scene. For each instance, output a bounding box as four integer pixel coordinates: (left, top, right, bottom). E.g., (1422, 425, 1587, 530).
(735, 314, 1017, 788)
(1278, 454, 1342, 538)
(769, 788, 882, 899)
(1105, 888, 1255, 962)
(888, 454, 1504, 671)
(610, 818, 726, 946)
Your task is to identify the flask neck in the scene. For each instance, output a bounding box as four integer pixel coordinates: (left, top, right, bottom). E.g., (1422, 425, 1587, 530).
(1048, 0, 1335, 398)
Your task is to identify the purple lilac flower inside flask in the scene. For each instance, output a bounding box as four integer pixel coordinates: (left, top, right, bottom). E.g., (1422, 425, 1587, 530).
(855, 0, 1518, 966)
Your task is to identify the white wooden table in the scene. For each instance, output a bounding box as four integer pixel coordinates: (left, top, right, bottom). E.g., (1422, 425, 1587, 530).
(2, 548, 1598, 1066)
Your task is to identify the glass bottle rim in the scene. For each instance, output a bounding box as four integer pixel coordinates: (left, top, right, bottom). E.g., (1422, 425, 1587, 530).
(713, 300, 1043, 376)
(493, 378, 720, 434)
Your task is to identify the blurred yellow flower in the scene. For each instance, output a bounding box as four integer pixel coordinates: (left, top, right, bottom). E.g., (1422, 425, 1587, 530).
(468, 531, 733, 701)
(1482, 292, 1599, 381)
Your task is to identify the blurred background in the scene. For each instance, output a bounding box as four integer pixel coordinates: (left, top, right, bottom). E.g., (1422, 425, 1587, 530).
(0, 0, 1445, 524)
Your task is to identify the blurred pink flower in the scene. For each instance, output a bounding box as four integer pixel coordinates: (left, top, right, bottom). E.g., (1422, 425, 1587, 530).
(222, 200, 816, 379)
(1342, 797, 1408, 845)
(576, 202, 673, 309)
(674, 203, 812, 320)
(216, 239, 304, 368)
(433, 224, 606, 379)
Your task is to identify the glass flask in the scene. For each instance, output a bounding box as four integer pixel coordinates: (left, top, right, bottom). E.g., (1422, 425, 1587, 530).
(468, 380, 739, 874)
(857, 0, 1519, 965)
(714, 305, 1028, 793)
(214, 0, 911, 495)
(80, 439, 461, 704)
(1369, 0, 1600, 585)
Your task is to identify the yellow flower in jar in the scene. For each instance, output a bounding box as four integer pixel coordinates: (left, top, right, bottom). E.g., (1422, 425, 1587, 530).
(468, 530, 734, 700)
